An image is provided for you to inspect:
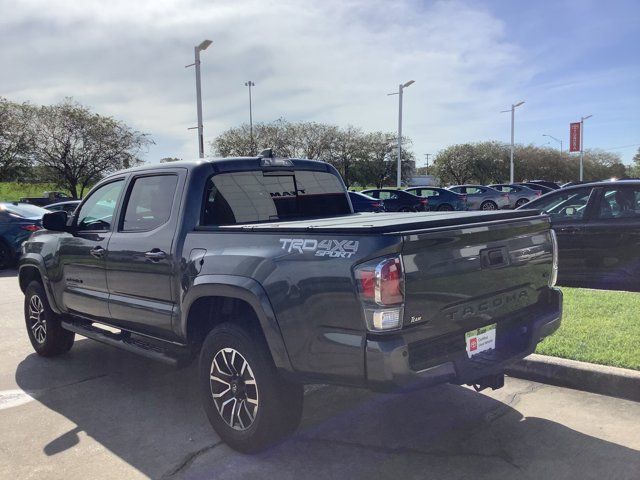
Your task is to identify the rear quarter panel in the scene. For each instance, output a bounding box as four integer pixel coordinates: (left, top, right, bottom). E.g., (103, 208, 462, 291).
(182, 230, 402, 386)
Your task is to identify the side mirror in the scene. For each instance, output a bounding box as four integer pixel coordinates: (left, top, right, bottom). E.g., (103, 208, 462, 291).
(42, 211, 69, 232)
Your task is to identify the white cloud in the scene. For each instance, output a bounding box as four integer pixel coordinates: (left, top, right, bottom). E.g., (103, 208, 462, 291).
(0, 0, 544, 162)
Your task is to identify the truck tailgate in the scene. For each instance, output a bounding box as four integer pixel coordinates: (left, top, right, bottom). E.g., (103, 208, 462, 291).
(401, 215, 554, 339)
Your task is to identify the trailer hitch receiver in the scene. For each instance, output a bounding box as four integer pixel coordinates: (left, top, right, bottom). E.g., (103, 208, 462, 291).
(468, 373, 505, 392)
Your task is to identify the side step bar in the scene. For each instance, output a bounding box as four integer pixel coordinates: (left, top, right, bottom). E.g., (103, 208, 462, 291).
(61, 320, 193, 368)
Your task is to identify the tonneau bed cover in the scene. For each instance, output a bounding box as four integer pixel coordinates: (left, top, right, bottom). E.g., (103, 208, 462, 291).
(215, 209, 541, 234)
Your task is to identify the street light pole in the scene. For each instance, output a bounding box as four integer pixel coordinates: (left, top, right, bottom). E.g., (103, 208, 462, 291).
(388, 80, 415, 188)
(424, 153, 431, 174)
(186, 39, 213, 158)
(501, 101, 525, 183)
(542, 134, 563, 155)
(245, 81, 255, 154)
(579, 115, 593, 181)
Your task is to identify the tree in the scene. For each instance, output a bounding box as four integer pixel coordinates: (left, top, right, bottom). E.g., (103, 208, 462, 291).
(433, 144, 478, 185)
(630, 147, 640, 177)
(322, 126, 364, 188)
(0, 98, 33, 181)
(212, 119, 338, 159)
(352, 133, 414, 188)
(211, 120, 415, 187)
(433, 141, 626, 185)
(582, 149, 626, 180)
(160, 157, 182, 163)
(29, 99, 153, 198)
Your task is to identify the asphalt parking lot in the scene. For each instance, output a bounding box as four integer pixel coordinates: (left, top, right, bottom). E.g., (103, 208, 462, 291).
(1, 270, 639, 480)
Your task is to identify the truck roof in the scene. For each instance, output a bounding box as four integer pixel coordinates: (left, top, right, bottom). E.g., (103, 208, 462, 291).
(105, 156, 334, 178)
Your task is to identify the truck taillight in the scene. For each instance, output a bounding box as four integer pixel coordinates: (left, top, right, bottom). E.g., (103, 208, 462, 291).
(357, 269, 376, 300)
(354, 256, 404, 331)
(420, 198, 428, 205)
(377, 257, 403, 304)
(20, 224, 41, 232)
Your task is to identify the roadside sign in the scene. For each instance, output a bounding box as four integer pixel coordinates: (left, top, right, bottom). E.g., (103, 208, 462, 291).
(569, 122, 581, 152)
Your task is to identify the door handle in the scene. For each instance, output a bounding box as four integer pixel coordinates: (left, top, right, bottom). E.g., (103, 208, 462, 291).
(145, 249, 167, 261)
(90, 246, 105, 258)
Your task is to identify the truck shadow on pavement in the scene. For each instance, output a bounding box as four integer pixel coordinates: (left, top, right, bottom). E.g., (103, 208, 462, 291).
(15, 339, 640, 480)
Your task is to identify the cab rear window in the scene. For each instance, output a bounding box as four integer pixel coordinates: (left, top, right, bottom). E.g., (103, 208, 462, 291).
(201, 170, 350, 225)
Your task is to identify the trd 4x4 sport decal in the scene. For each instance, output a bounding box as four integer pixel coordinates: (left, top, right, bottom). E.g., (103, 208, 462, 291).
(279, 238, 359, 258)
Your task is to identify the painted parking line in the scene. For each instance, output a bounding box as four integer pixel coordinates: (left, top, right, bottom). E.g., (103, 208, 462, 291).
(0, 389, 37, 410)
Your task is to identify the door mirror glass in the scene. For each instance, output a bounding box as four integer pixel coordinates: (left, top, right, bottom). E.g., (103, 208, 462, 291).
(42, 211, 69, 232)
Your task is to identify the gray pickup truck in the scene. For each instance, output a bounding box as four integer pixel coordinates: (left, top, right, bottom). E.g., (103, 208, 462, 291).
(19, 191, 71, 207)
(18, 151, 562, 452)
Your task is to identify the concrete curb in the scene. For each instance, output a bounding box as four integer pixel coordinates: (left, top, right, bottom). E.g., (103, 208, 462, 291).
(505, 354, 640, 402)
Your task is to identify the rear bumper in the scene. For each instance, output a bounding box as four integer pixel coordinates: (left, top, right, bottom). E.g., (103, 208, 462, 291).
(365, 287, 562, 392)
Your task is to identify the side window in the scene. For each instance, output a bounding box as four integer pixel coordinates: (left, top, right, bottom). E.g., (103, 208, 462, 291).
(467, 187, 481, 194)
(122, 175, 178, 232)
(598, 187, 640, 219)
(423, 189, 438, 197)
(450, 187, 463, 194)
(378, 191, 391, 200)
(76, 180, 124, 231)
(368, 191, 380, 199)
(532, 188, 593, 220)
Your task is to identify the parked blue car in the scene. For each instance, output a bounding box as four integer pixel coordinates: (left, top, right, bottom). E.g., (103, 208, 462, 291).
(404, 186, 468, 211)
(360, 189, 429, 212)
(0, 202, 47, 269)
(348, 191, 385, 213)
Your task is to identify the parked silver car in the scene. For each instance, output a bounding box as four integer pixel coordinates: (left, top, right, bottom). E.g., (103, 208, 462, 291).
(447, 185, 510, 210)
(488, 184, 541, 208)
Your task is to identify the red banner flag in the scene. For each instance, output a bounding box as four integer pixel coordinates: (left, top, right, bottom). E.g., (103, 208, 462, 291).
(569, 122, 581, 152)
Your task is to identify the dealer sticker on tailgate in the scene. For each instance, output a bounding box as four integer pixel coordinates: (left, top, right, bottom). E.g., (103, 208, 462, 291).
(465, 324, 497, 358)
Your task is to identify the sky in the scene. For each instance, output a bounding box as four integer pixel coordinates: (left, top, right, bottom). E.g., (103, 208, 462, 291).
(1, 0, 639, 167)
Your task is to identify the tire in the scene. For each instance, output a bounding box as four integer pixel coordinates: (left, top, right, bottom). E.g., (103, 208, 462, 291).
(515, 198, 529, 208)
(199, 322, 303, 453)
(437, 203, 454, 211)
(0, 238, 13, 270)
(24, 281, 75, 356)
(480, 201, 498, 211)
